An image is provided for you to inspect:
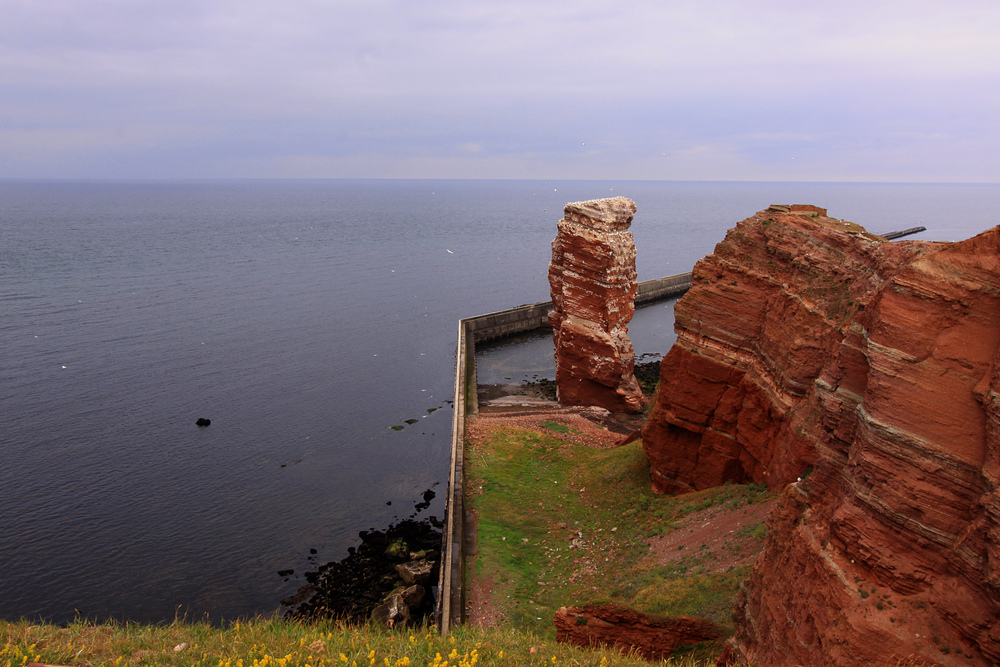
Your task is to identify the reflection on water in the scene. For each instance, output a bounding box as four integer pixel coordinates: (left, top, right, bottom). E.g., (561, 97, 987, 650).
(476, 328, 556, 385)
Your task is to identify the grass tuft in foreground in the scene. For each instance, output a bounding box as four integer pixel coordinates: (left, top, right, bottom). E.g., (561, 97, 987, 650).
(0, 617, 710, 667)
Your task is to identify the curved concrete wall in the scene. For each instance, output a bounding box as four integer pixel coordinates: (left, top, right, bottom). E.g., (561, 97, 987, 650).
(435, 272, 691, 634)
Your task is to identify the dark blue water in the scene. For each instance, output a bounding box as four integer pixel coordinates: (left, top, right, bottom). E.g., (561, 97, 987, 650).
(2, 179, 997, 624)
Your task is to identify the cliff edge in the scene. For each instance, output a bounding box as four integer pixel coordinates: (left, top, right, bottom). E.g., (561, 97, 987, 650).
(642, 205, 1000, 664)
(642, 205, 932, 493)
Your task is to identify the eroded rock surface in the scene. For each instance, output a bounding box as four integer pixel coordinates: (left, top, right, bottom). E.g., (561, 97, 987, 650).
(724, 225, 1000, 666)
(548, 197, 644, 413)
(640, 205, 1000, 664)
(642, 205, 931, 493)
(555, 603, 720, 661)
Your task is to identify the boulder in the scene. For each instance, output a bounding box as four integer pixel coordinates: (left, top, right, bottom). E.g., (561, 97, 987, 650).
(399, 584, 425, 609)
(384, 539, 408, 560)
(554, 603, 720, 660)
(395, 559, 434, 586)
(371, 592, 410, 628)
(371, 584, 426, 629)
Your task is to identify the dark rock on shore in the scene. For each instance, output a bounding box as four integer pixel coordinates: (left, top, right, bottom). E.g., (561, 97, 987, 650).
(520, 377, 557, 401)
(414, 489, 435, 512)
(517, 360, 659, 404)
(282, 518, 441, 627)
(396, 559, 434, 586)
(632, 359, 661, 396)
(371, 584, 426, 629)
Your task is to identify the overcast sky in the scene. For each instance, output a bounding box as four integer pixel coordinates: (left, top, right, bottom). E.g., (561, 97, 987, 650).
(2, 0, 999, 181)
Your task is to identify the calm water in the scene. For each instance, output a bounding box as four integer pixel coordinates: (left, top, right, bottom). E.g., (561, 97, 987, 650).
(2, 179, 997, 624)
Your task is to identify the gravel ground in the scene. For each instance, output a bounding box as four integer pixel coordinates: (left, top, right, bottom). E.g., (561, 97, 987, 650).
(644, 499, 778, 574)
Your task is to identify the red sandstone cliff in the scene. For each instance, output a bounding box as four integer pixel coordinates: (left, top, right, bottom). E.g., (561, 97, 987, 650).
(641, 206, 1000, 664)
(549, 197, 644, 413)
(642, 205, 932, 493)
(726, 225, 1000, 666)
(554, 603, 720, 660)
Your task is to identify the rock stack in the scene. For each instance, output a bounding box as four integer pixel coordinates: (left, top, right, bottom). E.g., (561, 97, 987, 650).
(548, 197, 644, 413)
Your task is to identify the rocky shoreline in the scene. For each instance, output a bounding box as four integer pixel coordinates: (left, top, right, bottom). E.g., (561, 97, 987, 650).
(518, 359, 661, 404)
(281, 494, 442, 628)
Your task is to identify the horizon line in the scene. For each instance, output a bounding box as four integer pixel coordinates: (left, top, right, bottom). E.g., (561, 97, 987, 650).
(2, 177, 999, 186)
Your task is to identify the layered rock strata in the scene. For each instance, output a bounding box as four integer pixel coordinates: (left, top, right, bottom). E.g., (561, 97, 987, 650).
(639, 205, 1000, 663)
(548, 197, 644, 413)
(724, 225, 1000, 666)
(554, 603, 720, 660)
(642, 205, 930, 493)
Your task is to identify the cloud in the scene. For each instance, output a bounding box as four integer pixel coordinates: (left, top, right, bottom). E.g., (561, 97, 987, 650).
(1, 0, 998, 180)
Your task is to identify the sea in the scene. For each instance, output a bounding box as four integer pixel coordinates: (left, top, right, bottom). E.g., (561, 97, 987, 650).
(2, 179, 998, 625)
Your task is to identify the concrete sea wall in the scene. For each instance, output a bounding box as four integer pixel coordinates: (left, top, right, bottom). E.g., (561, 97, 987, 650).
(435, 272, 692, 634)
(433, 223, 926, 634)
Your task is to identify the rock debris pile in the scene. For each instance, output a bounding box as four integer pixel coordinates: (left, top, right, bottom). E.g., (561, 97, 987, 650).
(282, 518, 441, 628)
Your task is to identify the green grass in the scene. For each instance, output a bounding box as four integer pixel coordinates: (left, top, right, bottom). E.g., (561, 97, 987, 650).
(631, 568, 750, 622)
(539, 420, 574, 434)
(0, 430, 770, 667)
(736, 520, 768, 543)
(466, 425, 773, 659)
(0, 617, 708, 667)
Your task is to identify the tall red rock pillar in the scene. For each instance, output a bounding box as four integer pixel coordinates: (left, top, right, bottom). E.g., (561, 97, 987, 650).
(548, 197, 644, 413)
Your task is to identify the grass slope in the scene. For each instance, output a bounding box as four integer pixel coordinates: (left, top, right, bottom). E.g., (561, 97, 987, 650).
(466, 423, 773, 661)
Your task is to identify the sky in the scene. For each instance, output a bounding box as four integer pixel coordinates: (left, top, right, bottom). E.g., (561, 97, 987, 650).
(2, 0, 999, 181)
